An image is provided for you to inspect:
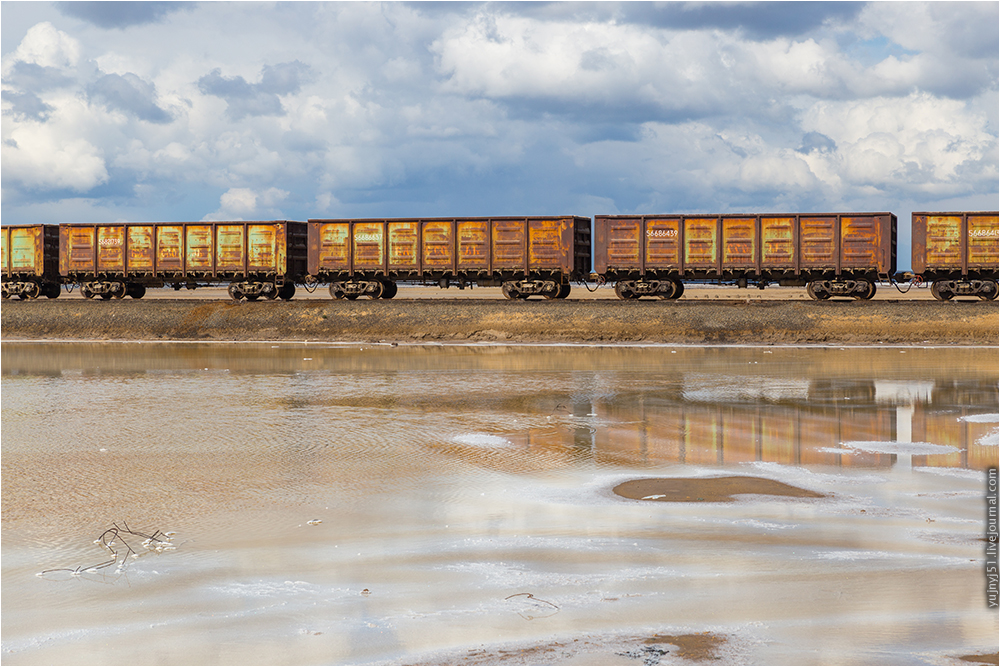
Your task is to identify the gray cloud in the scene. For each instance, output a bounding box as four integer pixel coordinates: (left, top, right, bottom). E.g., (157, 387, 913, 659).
(616, 2, 866, 40)
(197, 61, 310, 120)
(797, 132, 837, 154)
(4, 61, 76, 91)
(1, 90, 54, 121)
(55, 1, 192, 29)
(418, 2, 866, 40)
(88, 72, 172, 123)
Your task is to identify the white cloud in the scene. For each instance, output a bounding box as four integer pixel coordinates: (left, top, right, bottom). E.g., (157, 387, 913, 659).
(0, 3, 996, 231)
(203, 187, 290, 221)
(2, 22, 80, 73)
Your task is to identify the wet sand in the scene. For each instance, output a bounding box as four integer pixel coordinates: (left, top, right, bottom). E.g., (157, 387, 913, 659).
(613, 476, 827, 503)
(408, 631, 731, 665)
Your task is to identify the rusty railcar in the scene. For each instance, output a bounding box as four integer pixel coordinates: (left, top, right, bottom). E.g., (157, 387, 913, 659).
(307, 216, 591, 299)
(911, 212, 998, 301)
(593, 212, 896, 300)
(59, 221, 307, 300)
(1, 224, 62, 299)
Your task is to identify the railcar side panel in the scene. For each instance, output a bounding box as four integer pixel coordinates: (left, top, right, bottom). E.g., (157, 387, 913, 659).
(799, 216, 836, 268)
(252, 224, 286, 274)
(312, 222, 351, 273)
(61, 226, 96, 275)
(422, 221, 453, 270)
(491, 220, 525, 269)
(602, 218, 641, 270)
(216, 225, 245, 273)
(760, 217, 795, 268)
(683, 218, 718, 268)
(645, 218, 681, 268)
(457, 220, 489, 270)
(840, 216, 879, 269)
(388, 222, 419, 271)
(156, 226, 184, 273)
(97, 226, 126, 274)
(527, 219, 565, 271)
(967, 215, 999, 269)
(8, 226, 43, 274)
(128, 226, 155, 272)
(185, 225, 214, 274)
(352, 222, 385, 271)
(722, 217, 755, 268)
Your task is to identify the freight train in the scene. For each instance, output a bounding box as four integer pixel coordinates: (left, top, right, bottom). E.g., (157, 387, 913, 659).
(2, 212, 997, 301)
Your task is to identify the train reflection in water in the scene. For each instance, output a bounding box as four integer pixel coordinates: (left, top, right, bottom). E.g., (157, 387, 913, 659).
(501, 377, 996, 471)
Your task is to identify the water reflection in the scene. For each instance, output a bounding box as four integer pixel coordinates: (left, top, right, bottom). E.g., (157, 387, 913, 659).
(3, 343, 996, 477)
(2, 342, 996, 665)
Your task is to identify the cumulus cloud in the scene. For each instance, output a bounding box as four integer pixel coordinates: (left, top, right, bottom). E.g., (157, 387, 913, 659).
(203, 187, 290, 221)
(88, 72, 172, 123)
(3, 21, 80, 72)
(2, 123, 108, 193)
(198, 61, 311, 120)
(0, 3, 996, 247)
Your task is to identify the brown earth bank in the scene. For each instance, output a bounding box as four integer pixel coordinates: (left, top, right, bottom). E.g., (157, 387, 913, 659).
(407, 632, 733, 665)
(2, 298, 997, 345)
(613, 476, 827, 502)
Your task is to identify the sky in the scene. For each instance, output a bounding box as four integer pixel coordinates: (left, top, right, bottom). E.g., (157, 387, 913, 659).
(1, 1, 998, 267)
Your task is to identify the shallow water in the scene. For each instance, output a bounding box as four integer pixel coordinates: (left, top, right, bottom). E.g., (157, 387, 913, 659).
(2, 343, 997, 665)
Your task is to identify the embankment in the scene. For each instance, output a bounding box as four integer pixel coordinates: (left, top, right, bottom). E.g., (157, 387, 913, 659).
(2, 298, 996, 345)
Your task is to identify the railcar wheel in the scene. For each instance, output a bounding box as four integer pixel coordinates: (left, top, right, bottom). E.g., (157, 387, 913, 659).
(366, 281, 384, 299)
(806, 282, 830, 300)
(860, 281, 877, 300)
(81, 285, 96, 300)
(930, 282, 953, 301)
(656, 280, 678, 300)
(44, 283, 61, 299)
(614, 282, 633, 300)
(127, 284, 146, 299)
(111, 281, 127, 299)
(502, 283, 520, 300)
(278, 283, 296, 300)
(380, 281, 397, 299)
(17, 282, 41, 300)
(669, 279, 684, 299)
(542, 283, 560, 299)
(265, 288, 278, 300)
(556, 283, 571, 299)
(329, 283, 346, 299)
(980, 281, 998, 301)
(228, 284, 244, 301)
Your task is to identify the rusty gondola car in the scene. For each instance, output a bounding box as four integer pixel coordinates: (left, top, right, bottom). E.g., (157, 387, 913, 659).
(1, 224, 61, 299)
(594, 212, 896, 300)
(911, 212, 998, 301)
(59, 221, 308, 300)
(306, 216, 592, 299)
